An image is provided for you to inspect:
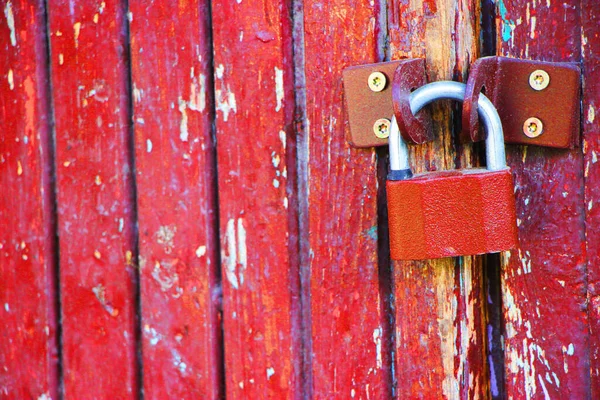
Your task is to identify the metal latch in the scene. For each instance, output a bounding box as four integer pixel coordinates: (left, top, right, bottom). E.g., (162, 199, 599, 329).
(342, 57, 581, 149)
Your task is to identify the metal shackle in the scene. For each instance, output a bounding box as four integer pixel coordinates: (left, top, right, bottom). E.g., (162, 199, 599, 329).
(389, 81, 507, 180)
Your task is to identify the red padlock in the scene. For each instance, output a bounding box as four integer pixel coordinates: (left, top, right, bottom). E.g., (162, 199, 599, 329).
(387, 81, 518, 260)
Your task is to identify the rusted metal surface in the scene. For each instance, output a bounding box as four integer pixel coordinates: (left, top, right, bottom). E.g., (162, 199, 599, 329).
(463, 56, 581, 148)
(391, 59, 433, 145)
(0, 1, 59, 397)
(388, 0, 491, 397)
(342, 60, 403, 148)
(47, 1, 139, 397)
(497, 0, 591, 398)
(388, 169, 517, 260)
(128, 0, 222, 397)
(302, 0, 394, 397)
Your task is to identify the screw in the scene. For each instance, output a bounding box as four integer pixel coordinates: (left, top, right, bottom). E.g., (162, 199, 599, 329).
(373, 118, 391, 138)
(523, 117, 544, 138)
(368, 71, 387, 92)
(529, 69, 550, 91)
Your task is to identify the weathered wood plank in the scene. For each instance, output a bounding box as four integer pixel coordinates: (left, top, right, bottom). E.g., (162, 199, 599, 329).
(583, 3, 600, 398)
(128, 0, 222, 397)
(388, 0, 490, 398)
(497, 1, 590, 398)
(0, 1, 59, 397)
(301, 1, 393, 398)
(47, 1, 138, 397)
(210, 0, 302, 397)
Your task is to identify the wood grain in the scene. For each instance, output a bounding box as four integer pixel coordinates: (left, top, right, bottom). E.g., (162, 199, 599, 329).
(497, 0, 590, 398)
(0, 1, 59, 397)
(128, 0, 222, 397)
(387, 0, 490, 397)
(210, 0, 302, 397)
(47, 1, 138, 397)
(301, 0, 393, 398)
(583, 3, 600, 398)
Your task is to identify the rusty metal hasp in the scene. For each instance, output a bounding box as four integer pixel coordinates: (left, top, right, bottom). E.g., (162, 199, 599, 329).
(343, 56, 581, 148)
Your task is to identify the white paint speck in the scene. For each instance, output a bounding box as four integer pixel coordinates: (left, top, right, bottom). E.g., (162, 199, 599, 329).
(4, 303, 9, 312)
(588, 105, 596, 123)
(146, 138, 152, 153)
(274, 67, 284, 112)
(4, 2, 16, 46)
(279, 130, 286, 149)
(266, 367, 275, 379)
(7, 69, 14, 90)
(567, 343, 574, 356)
(196, 245, 207, 258)
(273, 178, 280, 188)
(237, 219, 247, 286)
(73, 22, 81, 47)
(224, 219, 238, 289)
(373, 327, 382, 369)
(178, 97, 189, 142)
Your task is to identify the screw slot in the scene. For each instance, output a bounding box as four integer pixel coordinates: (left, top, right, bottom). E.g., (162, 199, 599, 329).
(523, 117, 544, 138)
(529, 69, 550, 91)
(373, 118, 391, 138)
(368, 71, 387, 92)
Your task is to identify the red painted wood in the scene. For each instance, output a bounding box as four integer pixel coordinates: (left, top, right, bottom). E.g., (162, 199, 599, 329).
(497, 1, 590, 398)
(302, 1, 393, 398)
(47, 1, 138, 397)
(582, 2, 600, 398)
(0, 1, 58, 397)
(128, 1, 222, 397)
(210, 0, 302, 397)
(388, 0, 490, 398)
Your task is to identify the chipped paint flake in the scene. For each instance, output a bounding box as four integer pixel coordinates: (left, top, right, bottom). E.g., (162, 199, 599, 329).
(196, 245, 206, 258)
(178, 97, 189, 141)
(274, 67, 284, 112)
(266, 367, 275, 379)
(237, 218, 247, 286)
(4, 2, 16, 46)
(373, 327, 382, 369)
(146, 138, 152, 153)
(7, 69, 13, 90)
(588, 105, 595, 123)
(224, 219, 238, 289)
(73, 22, 82, 47)
(16, 160, 22, 175)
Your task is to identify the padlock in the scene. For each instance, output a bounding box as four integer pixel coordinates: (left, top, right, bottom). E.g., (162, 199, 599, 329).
(387, 81, 518, 260)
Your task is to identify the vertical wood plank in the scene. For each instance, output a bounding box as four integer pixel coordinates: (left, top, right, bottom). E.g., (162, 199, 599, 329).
(497, 1, 590, 398)
(0, 1, 58, 397)
(583, 3, 600, 398)
(210, 0, 302, 397)
(388, 0, 490, 398)
(47, 1, 138, 397)
(301, 1, 393, 398)
(128, 0, 222, 397)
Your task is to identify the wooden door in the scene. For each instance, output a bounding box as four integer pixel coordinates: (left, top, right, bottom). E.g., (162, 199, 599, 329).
(1, 0, 598, 398)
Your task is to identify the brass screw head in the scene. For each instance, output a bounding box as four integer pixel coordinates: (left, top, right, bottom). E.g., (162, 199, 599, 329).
(368, 71, 387, 92)
(523, 117, 544, 138)
(529, 69, 550, 91)
(373, 118, 391, 138)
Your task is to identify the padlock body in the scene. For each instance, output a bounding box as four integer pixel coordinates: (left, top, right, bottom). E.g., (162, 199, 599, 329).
(387, 168, 518, 260)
